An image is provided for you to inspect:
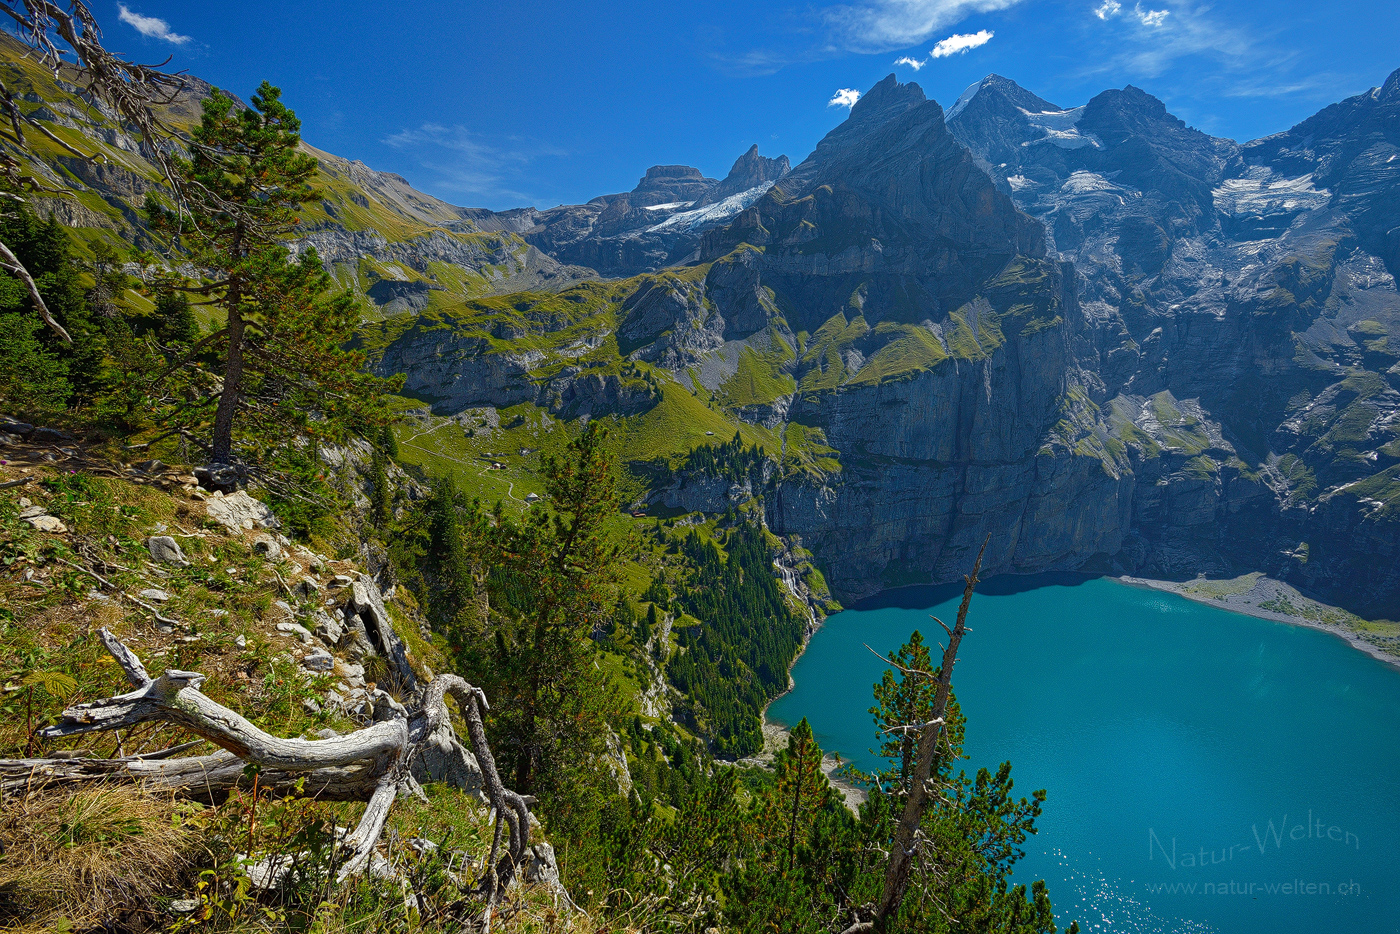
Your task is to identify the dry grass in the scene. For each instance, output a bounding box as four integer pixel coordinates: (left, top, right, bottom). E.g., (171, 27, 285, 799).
(0, 783, 196, 931)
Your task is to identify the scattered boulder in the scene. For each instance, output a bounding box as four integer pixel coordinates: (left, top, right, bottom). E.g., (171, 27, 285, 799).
(138, 588, 170, 603)
(0, 417, 34, 438)
(335, 660, 366, 688)
(25, 515, 66, 532)
(252, 535, 282, 559)
(292, 577, 321, 600)
(301, 648, 334, 671)
(275, 621, 313, 644)
(169, 898, 200, 916)
(17, 505, 46, 520)
(523, 842, 563, 886)
(311, 609, 344, 646)
(205, 490, 279, 532)
(30, 426, 74, 444)
(193, 463, 246, 493)
(146, 535, 190, 567)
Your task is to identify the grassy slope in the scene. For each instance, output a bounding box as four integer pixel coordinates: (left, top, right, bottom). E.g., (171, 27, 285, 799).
(0, 40, 560, 312)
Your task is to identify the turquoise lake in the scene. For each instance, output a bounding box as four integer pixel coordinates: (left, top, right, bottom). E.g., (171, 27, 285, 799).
(767, 574, 1400, 934)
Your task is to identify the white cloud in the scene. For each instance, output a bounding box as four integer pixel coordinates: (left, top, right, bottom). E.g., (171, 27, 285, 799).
(825, 0, 1022, 53)
(1094, 0, 1122, 19)
(1079, 1, 1261, 80)
(1135, 4, 1169, 25)
(929, 29, 994, 57)
(381, 124, 564, 206)
(828, 88, 862, 108)
(117, 4, 190, 44)
(893, 55, 927, 70)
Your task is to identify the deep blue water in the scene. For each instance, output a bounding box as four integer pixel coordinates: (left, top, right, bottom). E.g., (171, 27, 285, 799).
(767, 574, 1400, 934)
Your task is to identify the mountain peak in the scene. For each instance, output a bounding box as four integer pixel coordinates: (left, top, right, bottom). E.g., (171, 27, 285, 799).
(945, 73, 1061, 122)
(1381, 65, 1400, 102)
(699, 145, 790, 205)
(849, 74, 926, 120)
(630, 164, 717, 207)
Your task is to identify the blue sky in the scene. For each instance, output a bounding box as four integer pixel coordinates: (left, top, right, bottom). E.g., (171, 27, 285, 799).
(110, 0, 1399, 211)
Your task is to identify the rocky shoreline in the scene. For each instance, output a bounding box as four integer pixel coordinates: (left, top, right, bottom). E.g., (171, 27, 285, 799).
(1116, 573, 1400, 670)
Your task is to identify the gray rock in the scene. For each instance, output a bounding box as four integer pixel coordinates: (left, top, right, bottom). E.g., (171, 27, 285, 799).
(292, 577, 321, 600)
(30, 426, 74, 444)
(0, 417, 34, 438)
(138, 588, 170, 602)
(338, 661, 366, 688)
(311, 609, 344, 647)
(369, 688, 408, 721)
(252, 535, 282, 559)
(193, 463, 245, 493)
(275, 621, 313, 644)
(205, 490, 279, 532)
(169, 897, 200, 915)
(301, 649, 334, 672)
(301, 697, 322, 714)
(146, 535, 190, 567)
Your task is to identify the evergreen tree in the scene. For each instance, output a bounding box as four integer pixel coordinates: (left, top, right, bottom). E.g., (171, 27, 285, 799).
(471, 421, 623, 797)
(869, 631, 966, 793)
(152, 290, 197, 345)
(0, 207, 104, 410)
(771, 717, 830, 872)
(147, 83, 395, 469)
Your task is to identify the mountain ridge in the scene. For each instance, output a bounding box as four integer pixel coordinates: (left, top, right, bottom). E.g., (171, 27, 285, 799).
(6, 35, 1400, 620)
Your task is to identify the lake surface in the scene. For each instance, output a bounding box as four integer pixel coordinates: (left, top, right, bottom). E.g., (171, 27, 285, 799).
(767, 574, 1400, 934)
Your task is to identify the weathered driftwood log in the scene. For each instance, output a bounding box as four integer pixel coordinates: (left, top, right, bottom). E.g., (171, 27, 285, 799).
(3, 628, 530, 896)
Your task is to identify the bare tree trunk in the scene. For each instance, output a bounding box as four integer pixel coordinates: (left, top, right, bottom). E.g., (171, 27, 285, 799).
(3, 629, 532, 893)
(843, 539, 987, 934)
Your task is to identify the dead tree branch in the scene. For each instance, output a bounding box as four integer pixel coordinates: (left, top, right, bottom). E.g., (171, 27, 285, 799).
(842, 536, 988, 934)
(2, 628, 532, 891)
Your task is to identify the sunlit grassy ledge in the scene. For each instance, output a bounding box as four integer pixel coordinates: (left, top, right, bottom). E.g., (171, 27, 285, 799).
(1117, 573, 1400, 669)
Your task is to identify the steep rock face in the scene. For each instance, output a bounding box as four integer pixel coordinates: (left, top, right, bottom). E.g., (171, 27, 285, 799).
(947, 70, 1400, 615)
(700, 145, 791, 206)
(629, 165, 717, 207)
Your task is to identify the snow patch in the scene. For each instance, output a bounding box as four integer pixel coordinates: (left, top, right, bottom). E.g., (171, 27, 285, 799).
(1019, 106, 1102, 150)
(647, 182, 775, 233)
(1007, 174, 1037, 191)
(1061, 171, 1121, 194)
(643, 201, 692, 211)
(944, 78, 985, 121)
(1213, 166, 1330, 217)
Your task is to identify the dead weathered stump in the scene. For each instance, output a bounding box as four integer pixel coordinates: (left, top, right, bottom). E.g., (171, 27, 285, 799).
(2, 629, 531, 904)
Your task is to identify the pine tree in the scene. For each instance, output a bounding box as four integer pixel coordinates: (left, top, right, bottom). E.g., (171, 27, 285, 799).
(771, 717, 830, 872)
(152, 290, 197, 345)
(869, 631, 966, 793)
(473, 421, 623, 797)
(147, 83, 395, 472)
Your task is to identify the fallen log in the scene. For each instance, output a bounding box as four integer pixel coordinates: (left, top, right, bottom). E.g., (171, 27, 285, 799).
(3, 628, 531, 902)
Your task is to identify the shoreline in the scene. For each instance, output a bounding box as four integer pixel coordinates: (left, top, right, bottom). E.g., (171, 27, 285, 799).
(752, 568, 1399, 811)
(1115, 572, 1400, 671)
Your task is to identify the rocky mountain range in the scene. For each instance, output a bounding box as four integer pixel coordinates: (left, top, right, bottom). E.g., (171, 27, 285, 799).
(7, 28, 1399, 617)
(373, 68, 1400, 617)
